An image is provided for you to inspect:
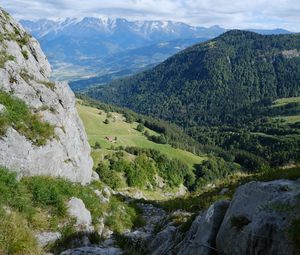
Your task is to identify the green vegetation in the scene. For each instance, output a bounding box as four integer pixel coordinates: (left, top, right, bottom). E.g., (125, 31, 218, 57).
(16, 33, 30, 47)
(95, 147, 195, 191)
(21, 50, 29, 60)
(84, 31, 300, 168)
(87, 31, 300, 128)
(38, 80, 56, 90)
(0, 209, 41, 255)
(0, 25, 31, 48)
(0, 91, 55, 146)
(137, 123, 145, 132)
(2, 9, 10, 20)
(0, 167, 144, 254)
(77, 103, 206, 169)
(154, 166, 300, 213)
(77, 96, 207, 157)
(20, 69, 34, 83)
(0, 50, 15, 68)
(273, 97, 300, 108)
(193, 157, 240, 189)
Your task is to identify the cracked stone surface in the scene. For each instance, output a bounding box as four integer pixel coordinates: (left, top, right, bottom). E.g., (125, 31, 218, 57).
(0, 9, 93, 184)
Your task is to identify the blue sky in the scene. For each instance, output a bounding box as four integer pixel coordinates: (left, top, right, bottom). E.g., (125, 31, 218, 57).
(1, 0, 299, 31)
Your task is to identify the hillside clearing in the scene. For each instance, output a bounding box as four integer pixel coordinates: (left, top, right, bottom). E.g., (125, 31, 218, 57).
(77, 104, 206, 169)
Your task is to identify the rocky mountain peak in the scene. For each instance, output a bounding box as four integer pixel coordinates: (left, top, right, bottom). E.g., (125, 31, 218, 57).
(0, 8, 93, 184)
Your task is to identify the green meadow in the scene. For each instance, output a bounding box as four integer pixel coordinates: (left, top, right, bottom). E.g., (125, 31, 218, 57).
(77, 103, 206, 169)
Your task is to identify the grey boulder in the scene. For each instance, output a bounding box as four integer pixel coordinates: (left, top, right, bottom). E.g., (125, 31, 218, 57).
(216, 179, 300, 255)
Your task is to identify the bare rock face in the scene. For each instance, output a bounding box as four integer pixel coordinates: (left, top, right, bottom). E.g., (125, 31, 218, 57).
(0, 9, 93, 184)
(35, 231, 62, 247)
(67, 198, 93, 231)
(216, 179, 300, 255)
(177, 200, 230, 255)
(147, 179, 300, 255)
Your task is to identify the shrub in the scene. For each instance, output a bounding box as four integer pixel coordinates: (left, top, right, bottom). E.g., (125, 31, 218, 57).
(124, 112, 134, 123)
(95, 162, 123, 189)
(148, 134, 167, 144)
(194, 157, 239, 189)
(104, 118, 110, 124)
(94, 141, 101, 149)
(137, 123, 145, 132)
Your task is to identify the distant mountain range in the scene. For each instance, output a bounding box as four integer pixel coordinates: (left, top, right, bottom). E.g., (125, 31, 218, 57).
(21, 17, 292, 86)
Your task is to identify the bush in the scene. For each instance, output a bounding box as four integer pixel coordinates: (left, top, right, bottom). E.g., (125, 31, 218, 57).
(233, 150, 268, 172)
(194, 157, 239, 189)
(148, 134, 167, 144)
(95, 162, 123, 189)
(137, 123, 145, 132)
(94, 141, 101, 149)
(124, 112, 134, 123)
(104, 118, 110, 124)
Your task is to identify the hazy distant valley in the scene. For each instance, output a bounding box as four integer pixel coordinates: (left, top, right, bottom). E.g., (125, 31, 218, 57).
(21, 17, 292, 90)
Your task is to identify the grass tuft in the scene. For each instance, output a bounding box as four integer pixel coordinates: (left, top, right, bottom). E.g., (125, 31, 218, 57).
(0, 51, 15, 68)
(21, 50, 29, 60)
(0, 91, 55, 146)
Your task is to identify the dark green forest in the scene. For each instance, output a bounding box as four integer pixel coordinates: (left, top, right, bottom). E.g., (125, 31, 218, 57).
(83, 30, 300, 168)
(86, 30, 300, 126)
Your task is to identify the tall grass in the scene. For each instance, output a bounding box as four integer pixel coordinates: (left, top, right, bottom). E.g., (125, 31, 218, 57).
(0, 167, 145, 253)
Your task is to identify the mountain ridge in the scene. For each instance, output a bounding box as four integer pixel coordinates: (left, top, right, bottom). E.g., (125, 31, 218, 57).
(21, 18, 293, 82)
(86, 29, 300, 125)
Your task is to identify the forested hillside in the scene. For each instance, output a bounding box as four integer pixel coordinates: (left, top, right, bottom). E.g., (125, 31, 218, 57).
(87, 30, 300, 126)
(86, 30, 300, 167)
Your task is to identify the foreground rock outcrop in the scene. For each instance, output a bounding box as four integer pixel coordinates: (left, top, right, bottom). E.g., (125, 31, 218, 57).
(0, 9, 93, 183)
(148, 178, 300, 255)
(216, 179, 300, 255)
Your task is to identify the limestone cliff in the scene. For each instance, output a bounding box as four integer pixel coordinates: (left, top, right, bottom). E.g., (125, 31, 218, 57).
(0, 8, 93, 184)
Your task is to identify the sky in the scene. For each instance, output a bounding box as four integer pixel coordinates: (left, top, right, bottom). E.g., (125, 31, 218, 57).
(1, 0, 299, 31)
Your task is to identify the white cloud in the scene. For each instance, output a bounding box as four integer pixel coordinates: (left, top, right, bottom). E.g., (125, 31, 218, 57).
(0, 0, 299, 31)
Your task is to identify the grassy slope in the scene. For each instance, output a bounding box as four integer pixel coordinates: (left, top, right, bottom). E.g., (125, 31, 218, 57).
(272, 96, 300, 107)
(77, 103, 206, 169)
(272, 96, 300, 124)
